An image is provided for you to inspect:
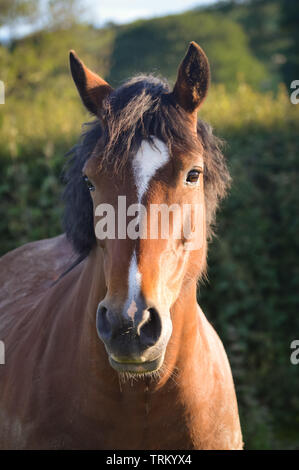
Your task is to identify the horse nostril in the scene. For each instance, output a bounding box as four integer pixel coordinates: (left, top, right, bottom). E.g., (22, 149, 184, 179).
(96, 305, 111, 341)
(139, 307, 162, 348)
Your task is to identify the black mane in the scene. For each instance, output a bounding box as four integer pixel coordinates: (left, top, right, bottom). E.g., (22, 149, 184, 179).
(62, 74, 230, 262)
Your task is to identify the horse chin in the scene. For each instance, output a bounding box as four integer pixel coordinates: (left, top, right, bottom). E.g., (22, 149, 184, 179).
(108, 354, 165, 376)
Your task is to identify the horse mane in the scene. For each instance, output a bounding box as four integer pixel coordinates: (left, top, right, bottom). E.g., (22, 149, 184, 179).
(62, 74, 231, 266)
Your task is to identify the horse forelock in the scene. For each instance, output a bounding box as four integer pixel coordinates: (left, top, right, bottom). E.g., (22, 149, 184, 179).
(62, 74, 231, 265)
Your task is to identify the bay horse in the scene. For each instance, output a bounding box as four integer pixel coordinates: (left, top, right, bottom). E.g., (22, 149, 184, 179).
(0, 41, 243, 449)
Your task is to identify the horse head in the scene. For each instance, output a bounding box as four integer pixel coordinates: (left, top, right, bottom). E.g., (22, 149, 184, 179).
(66, 42, 229, 375)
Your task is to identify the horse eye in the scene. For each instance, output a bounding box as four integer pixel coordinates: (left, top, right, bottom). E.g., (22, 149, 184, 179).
(83, 175, 95, 192)
(186, 169, 201, 184)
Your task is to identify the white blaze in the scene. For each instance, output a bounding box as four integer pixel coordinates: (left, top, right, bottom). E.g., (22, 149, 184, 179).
(125, 138, 170, 320)
(132, 138, 170, 202)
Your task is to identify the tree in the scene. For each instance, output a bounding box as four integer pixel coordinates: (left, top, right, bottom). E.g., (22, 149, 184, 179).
(0, 0, 85, 33)
(0, 0, 38, 27)
(46, 0, 85, 31)
(108, 11, 267, 89)
(280, 0, 299, 85)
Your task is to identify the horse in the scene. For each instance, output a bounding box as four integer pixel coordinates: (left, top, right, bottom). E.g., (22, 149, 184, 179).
(0, 41, 243, 450)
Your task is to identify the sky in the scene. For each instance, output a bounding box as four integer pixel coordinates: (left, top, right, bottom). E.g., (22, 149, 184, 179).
(89, 0, 215, 26)
(0, 0, 216, 41)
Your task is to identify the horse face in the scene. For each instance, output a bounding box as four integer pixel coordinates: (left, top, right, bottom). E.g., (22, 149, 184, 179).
(70, 42, 210, 374)
(83, 136, 206, 374)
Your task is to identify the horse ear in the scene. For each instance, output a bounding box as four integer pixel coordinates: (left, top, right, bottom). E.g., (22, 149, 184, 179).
(69, 50, 113, 116)
(172, 41, 210, 117)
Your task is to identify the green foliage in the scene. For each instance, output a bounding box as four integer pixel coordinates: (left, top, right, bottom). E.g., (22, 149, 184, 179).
(280, 0, 299, 85)
(0, 0, 38, 26)
(199, 87, 299, 448)
(0, 0, 87, 31)
(108, 11, 267, 89)
(199, 82, 299, 448)
(204, 0, 299, 88)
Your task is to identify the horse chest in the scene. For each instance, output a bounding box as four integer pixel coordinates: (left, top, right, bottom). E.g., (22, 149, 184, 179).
(79, 392, 193, 450)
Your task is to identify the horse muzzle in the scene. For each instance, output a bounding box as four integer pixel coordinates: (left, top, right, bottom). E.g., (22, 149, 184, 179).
(96, 298, 172, 374)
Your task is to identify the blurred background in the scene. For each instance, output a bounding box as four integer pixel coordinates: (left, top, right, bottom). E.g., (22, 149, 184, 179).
(0, 0, 298, 449)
